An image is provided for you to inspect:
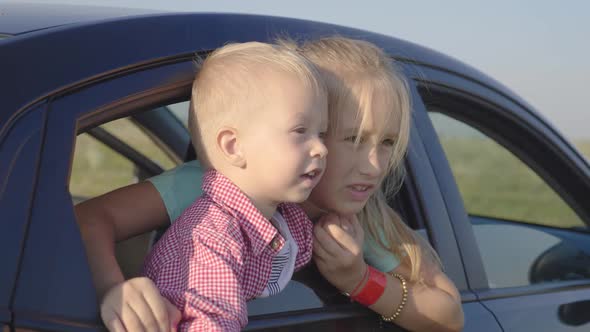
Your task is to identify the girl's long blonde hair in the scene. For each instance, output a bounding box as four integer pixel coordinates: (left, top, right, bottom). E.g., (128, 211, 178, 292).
(284, 36, 441, 282)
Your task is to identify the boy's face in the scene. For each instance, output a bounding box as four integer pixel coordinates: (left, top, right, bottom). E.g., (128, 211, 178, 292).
(240, 71, 328, 209)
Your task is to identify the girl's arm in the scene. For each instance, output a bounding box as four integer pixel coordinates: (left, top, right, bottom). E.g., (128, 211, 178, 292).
(75, 181, 169, 297)
(373, 261, 464, 332)
(75, 181, 180, 331)
(313, 215, 464, 332)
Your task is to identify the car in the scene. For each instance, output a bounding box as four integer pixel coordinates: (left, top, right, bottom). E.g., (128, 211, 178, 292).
(2, 3, 590, 331)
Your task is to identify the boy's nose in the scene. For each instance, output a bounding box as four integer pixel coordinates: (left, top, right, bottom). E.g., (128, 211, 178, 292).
(312, 138, 328, 159)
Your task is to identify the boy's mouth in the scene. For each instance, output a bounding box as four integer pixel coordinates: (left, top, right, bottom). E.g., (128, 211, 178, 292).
(302, 168, 322, 180)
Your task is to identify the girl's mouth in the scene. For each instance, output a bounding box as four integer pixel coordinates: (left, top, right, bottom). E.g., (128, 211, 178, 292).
(347, 184, 374, 201)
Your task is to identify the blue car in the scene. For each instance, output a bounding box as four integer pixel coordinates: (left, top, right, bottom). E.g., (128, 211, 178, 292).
(2, 3, 590, 331)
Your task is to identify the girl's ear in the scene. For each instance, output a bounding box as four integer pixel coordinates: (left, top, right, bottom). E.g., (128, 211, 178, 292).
(216, 126, 246, 168)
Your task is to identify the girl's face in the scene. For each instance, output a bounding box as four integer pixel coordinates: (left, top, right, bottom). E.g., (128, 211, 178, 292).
(305, 93, 400, 217)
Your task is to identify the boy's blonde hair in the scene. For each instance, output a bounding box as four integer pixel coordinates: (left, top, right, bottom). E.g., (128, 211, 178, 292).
(189, 42, 326, 168)
(287, 36, 440, 282)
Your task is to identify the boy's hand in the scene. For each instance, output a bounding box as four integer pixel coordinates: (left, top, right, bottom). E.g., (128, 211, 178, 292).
(101, 277, 181, 332)
(312, 214, 367, 294)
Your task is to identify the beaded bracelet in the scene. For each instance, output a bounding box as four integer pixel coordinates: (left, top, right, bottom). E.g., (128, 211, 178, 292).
(381, 273, 408, 323)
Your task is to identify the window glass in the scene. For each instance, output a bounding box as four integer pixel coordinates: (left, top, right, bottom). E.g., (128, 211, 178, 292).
(167, 101, 190, 128)
(428, 111, 590, 288)
(70, 132, 136, 201)
(577, 141, 590, 164)
(429, 112, 584, 229)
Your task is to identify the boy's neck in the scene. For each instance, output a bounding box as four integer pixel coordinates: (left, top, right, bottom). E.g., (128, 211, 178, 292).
(219, 169, 278, 220)
(244, 193, 278, 220)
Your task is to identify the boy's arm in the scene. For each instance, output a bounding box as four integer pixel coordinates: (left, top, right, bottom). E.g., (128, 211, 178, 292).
(75, 181, 178, 331)
(154, 232, 247, 332)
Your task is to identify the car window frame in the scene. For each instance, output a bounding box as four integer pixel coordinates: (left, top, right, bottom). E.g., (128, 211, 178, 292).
(0, 101, 46, 325)
(411, 63, 590, 297)
(11, 60, 195, 332)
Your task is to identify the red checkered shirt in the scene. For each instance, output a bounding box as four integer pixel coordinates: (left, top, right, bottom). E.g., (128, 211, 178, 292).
(143, 170, 313, 331)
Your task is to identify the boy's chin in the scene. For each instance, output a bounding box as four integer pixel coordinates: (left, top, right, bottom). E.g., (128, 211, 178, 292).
(281, 190, 313, 204)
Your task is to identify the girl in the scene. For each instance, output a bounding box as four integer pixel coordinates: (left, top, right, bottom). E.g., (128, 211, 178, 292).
(76, 37, 464, 332)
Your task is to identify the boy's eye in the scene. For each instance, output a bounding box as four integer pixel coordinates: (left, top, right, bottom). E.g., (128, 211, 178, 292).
(294, 127, 307, 134)
(319, 132, 327, 141)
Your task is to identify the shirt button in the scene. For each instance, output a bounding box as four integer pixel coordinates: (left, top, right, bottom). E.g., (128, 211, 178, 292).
(270, 237, 281, 250)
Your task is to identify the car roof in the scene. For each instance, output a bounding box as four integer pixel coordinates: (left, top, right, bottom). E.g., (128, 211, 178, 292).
(0, 2, 162, 35)
(0, 3, 535, 136)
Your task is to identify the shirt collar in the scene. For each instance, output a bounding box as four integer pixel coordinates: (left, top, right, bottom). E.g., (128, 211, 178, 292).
(202, 169, 278, 256)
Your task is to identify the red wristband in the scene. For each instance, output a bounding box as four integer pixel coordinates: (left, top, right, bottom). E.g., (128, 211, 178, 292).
(349, 265, 369, 296)
(351, 266, 386, 307)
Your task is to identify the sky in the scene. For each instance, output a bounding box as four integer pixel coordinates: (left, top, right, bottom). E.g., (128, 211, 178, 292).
(21, 0, 590, 140)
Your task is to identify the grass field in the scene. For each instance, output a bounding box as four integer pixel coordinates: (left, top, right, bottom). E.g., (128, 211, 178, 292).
(439, 138, 589, 229)
(70, 118, 177, 199)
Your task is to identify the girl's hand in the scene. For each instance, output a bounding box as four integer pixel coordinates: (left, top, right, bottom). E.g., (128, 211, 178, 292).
(100, 277, 181, 332)
(312, 214, 367, 294)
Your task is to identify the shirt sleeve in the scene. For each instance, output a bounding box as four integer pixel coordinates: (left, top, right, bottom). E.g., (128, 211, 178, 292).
(147, 160, 204, 222)
(159, 231, 247, 332)
(363, 227, 401, 273)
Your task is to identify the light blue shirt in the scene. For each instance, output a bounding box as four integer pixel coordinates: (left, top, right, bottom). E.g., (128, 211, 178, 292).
(148, 161, 400, 272)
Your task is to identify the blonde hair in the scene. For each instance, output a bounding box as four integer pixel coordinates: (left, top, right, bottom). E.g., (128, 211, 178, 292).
(189, 42, 326, 167)
(286, 36, 441, 282)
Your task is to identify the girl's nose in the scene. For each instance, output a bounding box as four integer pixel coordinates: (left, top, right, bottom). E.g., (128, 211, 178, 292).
(359, 146, 382, 178)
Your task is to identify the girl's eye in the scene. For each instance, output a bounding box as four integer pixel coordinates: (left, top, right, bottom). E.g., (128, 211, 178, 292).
(319, 132, 327, 141)
(344, 135, 358, 142)
(382, 138, 395, 147)
(345, 135, 366, 144)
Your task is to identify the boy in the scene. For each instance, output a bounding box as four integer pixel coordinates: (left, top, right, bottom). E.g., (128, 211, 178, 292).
(142, 42, 328, 331)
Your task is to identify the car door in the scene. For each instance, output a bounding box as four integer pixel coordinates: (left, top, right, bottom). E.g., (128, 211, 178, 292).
(0, 102, 46, 332)
(10, 60, 196, 331)
(401, 78, 502, 332)
(412, 63, 590, 332)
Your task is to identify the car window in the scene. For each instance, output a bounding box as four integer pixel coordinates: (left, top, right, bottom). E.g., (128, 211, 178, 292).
(71, 110, 184, 278)
(428, 111, 590, 288)
(70, 117, 176, 202)
(429, 112, 584, 229)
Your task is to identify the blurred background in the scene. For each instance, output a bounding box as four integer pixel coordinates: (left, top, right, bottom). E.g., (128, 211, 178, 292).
(27, 0, 589, 143)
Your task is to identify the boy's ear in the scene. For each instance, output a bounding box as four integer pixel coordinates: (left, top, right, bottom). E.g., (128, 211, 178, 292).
(216, 127, 246, 168)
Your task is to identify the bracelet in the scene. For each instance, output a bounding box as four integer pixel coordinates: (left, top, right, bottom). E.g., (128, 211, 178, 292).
(350, 266, 387, 307)
(348, 264, 369, 297)
(381, 273, 408, 323)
